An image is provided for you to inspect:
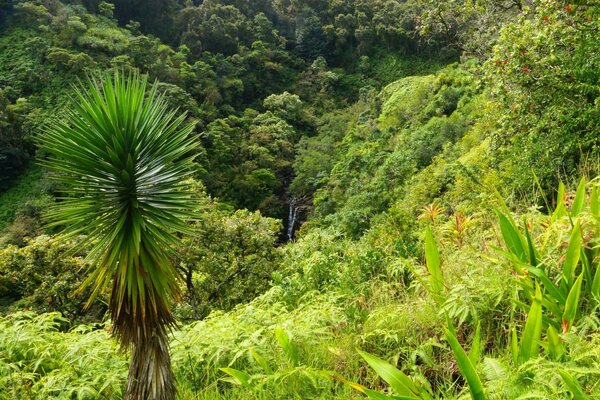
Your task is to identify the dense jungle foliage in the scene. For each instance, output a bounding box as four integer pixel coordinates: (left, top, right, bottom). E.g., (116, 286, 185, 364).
(1, 0, 600, 399)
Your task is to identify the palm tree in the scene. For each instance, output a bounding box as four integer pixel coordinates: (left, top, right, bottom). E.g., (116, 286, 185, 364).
(41, 72, 198, 399)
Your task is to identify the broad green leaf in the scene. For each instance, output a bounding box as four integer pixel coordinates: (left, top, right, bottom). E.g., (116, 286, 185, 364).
(444, 320, 485, 400)
(424, 227, 444, 303)
(220, 368, 252, 387)
(333, 374, 415, 400)
(591, 263, 600, 307)
(496, 209, 527, 264)
(275, 328, 299, 366)
(249, 348, 272, 374)
(357, 350, 425, 399)
(591, 185, 599, 218)
(524, 266, 565, 305)
(361, 388, 402, 400)
(518, 285, 543, 365)
(553, 182, 568, 221)
(468, 321, 482, 365)
(562, 273, 583, 332)
(524, 222, 539, 266)
(546, 326, 564, 361)
(510, 327, 518, 366)
(571, 177, 586, 217)
(563, 222, 582, 287)
(558, 370, 588, 400)
(580, 245, 593, 292)
(540, 296, 563, 323)
(491, 245, 532, 278)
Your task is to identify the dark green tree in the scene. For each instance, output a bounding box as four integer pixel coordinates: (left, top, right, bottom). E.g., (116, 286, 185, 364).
(295, 10, 328, 60)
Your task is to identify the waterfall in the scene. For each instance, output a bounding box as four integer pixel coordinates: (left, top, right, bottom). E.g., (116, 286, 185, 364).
(287, 199, 299, 241)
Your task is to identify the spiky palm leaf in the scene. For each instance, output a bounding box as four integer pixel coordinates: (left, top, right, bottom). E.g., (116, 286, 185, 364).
(40, 72, 198, 400)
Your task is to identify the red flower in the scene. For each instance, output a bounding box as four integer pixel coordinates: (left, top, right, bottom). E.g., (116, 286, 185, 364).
(543, 15, 549, 22)
(522, 66, 530, 73)
(565, 4, 572, 13)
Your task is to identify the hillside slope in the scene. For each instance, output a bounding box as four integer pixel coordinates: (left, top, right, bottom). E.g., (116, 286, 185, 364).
(0, 1, 600, 399)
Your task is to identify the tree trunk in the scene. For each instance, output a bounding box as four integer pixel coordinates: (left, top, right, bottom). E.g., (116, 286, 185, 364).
(125, 331, 176, 400)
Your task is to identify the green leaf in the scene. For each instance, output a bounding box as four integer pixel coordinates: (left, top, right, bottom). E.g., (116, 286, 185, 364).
(468, 321, 482, 365)
(496, 209, 527, 264)
(546, 326, 564, 361)
(275, 328, 299, 366)
(558, 370, 588, 400)
(357, 350, 425, 399)
(591, 184, 599, 218)
(562, 273, 583, 332)
(524, 222, 539, 266)
(571, 177, 586, 217)
(518, 285, 543, 365)
(249, 348, 272, 374)
(523, 266, 565, 305)
(444, 320, 485, 400)
(424, 227, 444, 303)
(553, 182, 568, 221)
(333, 374, 413, 400)
(510, 327, 519, 366)
(563, 222, 582, 287)
(220, 368, 252, 387)
(591, 262, 600, 307)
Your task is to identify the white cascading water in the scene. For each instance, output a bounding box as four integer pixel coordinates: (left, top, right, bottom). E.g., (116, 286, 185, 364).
(287, 199, 299, 241)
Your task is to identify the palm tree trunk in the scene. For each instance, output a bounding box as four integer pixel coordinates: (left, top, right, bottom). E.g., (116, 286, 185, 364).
(125, 330, 176, 400)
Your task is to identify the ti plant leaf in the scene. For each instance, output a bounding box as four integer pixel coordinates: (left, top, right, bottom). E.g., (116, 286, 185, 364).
(275, 328, 299, 366)
(524, 222, 539, 267)
(562, 222, 582, 288)
(558, 370, 588, 400)
(444, 320, 485, 400)
(249, 348, 272, 374)
(510, 327, 519, 366)
(562, 273, 583, 333)
(546, 325, 564, 361)
(591, 263, 600, 308)
(357, 350, 430, 399)
(424, 227, 445, 304)
(553, 182, 569, 221)
(468, 321, 482, 365)
(220, 367, 252, 387)
(591, 184, 599, 218)
(571, 177, 586, 217)
(518, 285, 543, 365)
(496, 209, 527, 265)
(333, 374, 416, 400)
